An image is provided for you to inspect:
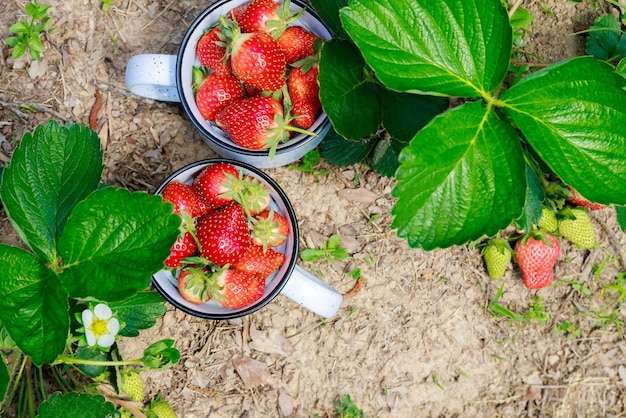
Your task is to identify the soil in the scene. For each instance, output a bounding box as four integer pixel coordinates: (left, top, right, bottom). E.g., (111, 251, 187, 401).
(1, 0, 626, 417)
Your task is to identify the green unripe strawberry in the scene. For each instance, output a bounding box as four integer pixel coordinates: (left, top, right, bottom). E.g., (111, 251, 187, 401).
(558, 208, 596, 249)
(120, 370, 144, 402)
(538, 207, 558, 233)
(148, 399, 178, 418)
(482, 238, 512, 279)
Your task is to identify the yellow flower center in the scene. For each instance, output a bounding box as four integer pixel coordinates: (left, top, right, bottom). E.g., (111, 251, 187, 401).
(90, 319, 108, 337)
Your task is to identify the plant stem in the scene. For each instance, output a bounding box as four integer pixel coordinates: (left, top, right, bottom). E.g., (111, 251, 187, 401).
(24, 358, 36, 418)
(53, 355, 143, 367)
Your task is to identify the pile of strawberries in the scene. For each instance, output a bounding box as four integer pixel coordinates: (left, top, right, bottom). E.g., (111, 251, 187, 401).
(483, 186, 606, 289)
(193, 0, 323, 157)
(161, 162, 289, 308)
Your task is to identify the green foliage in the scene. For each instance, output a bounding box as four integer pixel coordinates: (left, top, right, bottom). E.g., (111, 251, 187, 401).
(336, 394, 364, 418)
(5, 0, 55, 61)
(38, 392, 121, 418)
(586, 14, 626, 62)
(300, 234, 349, 264)
(0, 120, 181, 415)
(311, 0, 626, 250)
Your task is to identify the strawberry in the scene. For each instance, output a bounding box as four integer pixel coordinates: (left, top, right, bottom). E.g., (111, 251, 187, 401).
(233, 245, 286, 279)
(277, 25, 319, 64)
(177, 267, 211, 304)
(148, 398, 178, 418)
(161, 181, 202, 219)
(222, 20, 287, 91)
(215, 95, 291, 154)
(195, 72, 245, 122)
(208, 267, 266, 308)
(286, 62, 321, 129)
(228, 4, 248, 23)
(196, 201, 251, 267)
(164, 231, 198, 269)
(566, 186, 607, 210)
(537, 206, 558, 233)
(192, 163, 270, 215)
(238, 0, 302, 37)
(558, 207, 596, 249)
(482, 237, 512, 280)
(120, 370, 143, 402)
(514, 232, 560, 290)
(250, 209, 288, 249)
(196, 26, 232, 77)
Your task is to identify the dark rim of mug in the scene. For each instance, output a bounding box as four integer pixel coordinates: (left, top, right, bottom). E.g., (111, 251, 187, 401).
(152, 158, 299, 319)
(175, 0, 332, 158)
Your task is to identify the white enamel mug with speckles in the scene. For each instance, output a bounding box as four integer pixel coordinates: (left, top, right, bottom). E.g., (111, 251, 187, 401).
(125, 0, 332, 168)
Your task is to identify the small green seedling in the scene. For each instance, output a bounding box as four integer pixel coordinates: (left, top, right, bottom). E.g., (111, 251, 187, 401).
(300, 234, 349, 264)
(336, 394, 364, 418)
(287, 150, 332, 176)
(556, 321, 582, 339)
(101, 0, 115, 11)
(5, 0, 55, 61)
(489, 285, 550, 324)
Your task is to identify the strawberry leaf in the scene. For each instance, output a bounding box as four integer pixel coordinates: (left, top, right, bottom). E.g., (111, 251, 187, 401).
(515, 164, 545, 233)
(318, 39, 381, 139)
(0, 121, 102, 262)
(501, 57, 626, 205)
(0, 244, 69, 366)
(616, 206, 626, 231)
(57, 187, 180, 302)
(108, 291, 167, 337)
(38, 392, 120, 418)
(370, 136, 407, 178)
(319, 129, 377, 166)
(309, 0, 350, 40)
(339, 0, 511, 97)
(391, 101, 526, 249)
(586, 14, 626, 62)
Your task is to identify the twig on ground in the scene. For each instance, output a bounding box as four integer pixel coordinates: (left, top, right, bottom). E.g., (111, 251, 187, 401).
(0, 100, 71, 122)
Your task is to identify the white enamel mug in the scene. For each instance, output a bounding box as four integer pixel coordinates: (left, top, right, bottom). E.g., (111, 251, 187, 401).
(125, 0, 332, 168)
(152, 159, 343, 319)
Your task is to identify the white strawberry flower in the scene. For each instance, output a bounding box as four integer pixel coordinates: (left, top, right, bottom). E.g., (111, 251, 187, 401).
(82, 303, 120, 348)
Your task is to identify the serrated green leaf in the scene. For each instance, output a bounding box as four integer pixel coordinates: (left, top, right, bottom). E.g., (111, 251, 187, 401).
(109, 291, 167, 337)
(340, 0, 512, 97)
(73, 346, 110, 378)
(380, 89, 449, 141)
(370, 136, 406, 178)
(0, 121, 103, 262)
(510, 7, 533, 30)
(0, 244, 69, 365)
(516, 164, 544, 233)
(391, 101, 526, 249)
(57, 187, 180, 302)
(501, 57, 626, 205)
(38, 392, 121, 418)
(318, 128, 377, 166)
(586, 14, 626, 62)
(319, 39, 381, 139)
(309, 0, 350, 39)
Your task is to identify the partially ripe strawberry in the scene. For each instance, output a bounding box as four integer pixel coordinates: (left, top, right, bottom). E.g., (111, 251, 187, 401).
(196, 26, 232, 77)
(250, 209, 289, 249)
(566, 186, 607, 210)
(277, 25, 319, 64)
(233, 245, 286, 279)
(196, 201, 251, 267)
(514, 233, 560, 290)
(287, 62, 321, 129)
(558, 207, 596, 249)
(164, 231, 198, 269)
(177, 267, 211, 304)
(195, 72, 245, 121)
(482, 237, 512, 280)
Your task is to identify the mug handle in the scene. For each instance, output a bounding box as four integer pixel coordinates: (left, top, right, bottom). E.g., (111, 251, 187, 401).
(125, 54, 181, 102)
(279, 265, 343, 319)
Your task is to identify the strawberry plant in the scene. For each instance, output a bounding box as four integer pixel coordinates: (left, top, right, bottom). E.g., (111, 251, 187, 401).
(5, 0, 55, 61)
(0, 121, 181, 416)
(311, 0, 626, 250)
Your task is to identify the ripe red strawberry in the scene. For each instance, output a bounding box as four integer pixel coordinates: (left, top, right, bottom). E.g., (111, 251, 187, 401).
(215, 95, 291, 154)
(208, 267, 266, 308)
(514, 233, 560, 290)
(277, 25, 319, 64)
(229, 30, 286, 91)
(196, 26, 232, 77)
(228, 4, 248, 23)
(250, 209, 288, 249)
(287, 62, 321, 129)
(238, 0, 301, 37)
(164, 231, 198, 269)
(178, 267, 211, 304)
(162, 181, 202, 219)
(196, 201, 251, 266)
(566, 186, 607, 210)
(193, 162, 240, 208)
(195, 72, 245, 121)
(233, 245, 286, 279)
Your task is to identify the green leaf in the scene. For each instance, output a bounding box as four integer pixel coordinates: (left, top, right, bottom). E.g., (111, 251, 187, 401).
(318, 128, 377, 166)
(380, 89, 449, 141)
(586, 14, 626, 62)
(616, 206, 626, 231)
(57, 187, 180, 302)
(0, 325, 17, 349)
(109, 291, 167, 337)
(340, 0, 512, 97)
(38, 392, 120, 418)
(309, 0, 350, 39)
(516, 164, 544, 232)
(370, 136, 407, 177)
(0, 244, 69, 365)
(510, 7, 533, 30)
(8, 20, 29, 35)
(73, 347, 109, 378)
(0, 355, 9, 404)
(0, 121, 103, 262)
(319, 39, 381, 139)
(143, 339, 180, 370)
(501, 57, 626, 205)
(391, 101, 526, 249)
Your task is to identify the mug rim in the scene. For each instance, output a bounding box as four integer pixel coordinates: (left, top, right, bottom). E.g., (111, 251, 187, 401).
(152, 158, 299, 319)
(175, 0, 332, 158)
